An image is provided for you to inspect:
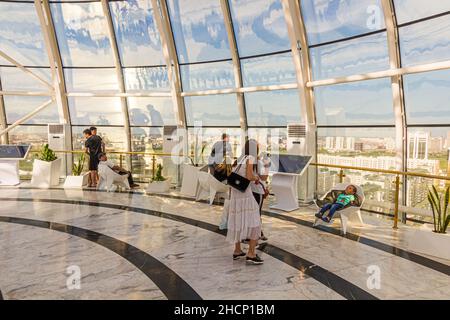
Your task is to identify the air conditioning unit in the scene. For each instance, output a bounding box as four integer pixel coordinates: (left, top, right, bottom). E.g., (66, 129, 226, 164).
(287, 124, 306, 155)
(48, 124, 72, 175)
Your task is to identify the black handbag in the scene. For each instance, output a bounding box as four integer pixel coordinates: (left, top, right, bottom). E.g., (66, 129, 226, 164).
(227, 157, 251, 192)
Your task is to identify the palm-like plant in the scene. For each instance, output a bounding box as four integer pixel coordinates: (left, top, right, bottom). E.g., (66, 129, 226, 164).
(71, 153, 86, 176)
(427, 186, 450, 234)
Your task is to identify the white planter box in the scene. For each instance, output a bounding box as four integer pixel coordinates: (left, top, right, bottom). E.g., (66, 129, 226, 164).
(406, 224, 450, 260)
(147, 178, 171, 194)
(31, 158, 62, 189)
(63, 173, 89, 189)
(180, 164, 202, 197)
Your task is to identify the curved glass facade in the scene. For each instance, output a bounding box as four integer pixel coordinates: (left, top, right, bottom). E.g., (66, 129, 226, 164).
(1, 0, 450, 216)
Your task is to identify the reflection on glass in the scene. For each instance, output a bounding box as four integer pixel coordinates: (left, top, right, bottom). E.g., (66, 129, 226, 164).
(72, 126, 127, 151)
(110, 0, 165, 67)
(51, 2, 114, 67)
(180, 61, 234, 91)
(241, 53, 296, 86)
(128, 97, 176, 126)
(64, 68, 119, 92)
(403, 69, 450, 125)
(4, 96, 59, 125)
(310, 32, 389, 79)
(394, 0, 450, 24)
(399, 15, 450, 66)
(317, 127, 397, 205)
(123, 67, 170, 92)
(301, 0, 385, 45)
(0, 67, 51, 91)
(315, 78, 394, 126)
(245, 90, 302, 127)
(167, 0, 230, 63)
(229, 0, 290, 56)
(248, 128, 287, 153)
(187, 127, 242, 165)
(0, 2, 49, 66)
(184, 94, 240, 127)
(69, 97, 123, 125)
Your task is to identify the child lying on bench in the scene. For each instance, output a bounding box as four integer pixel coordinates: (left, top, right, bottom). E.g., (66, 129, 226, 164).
(315, 184, 358, 223)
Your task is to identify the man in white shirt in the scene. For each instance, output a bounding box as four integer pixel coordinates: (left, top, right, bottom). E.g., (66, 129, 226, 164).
(98, 153, 139, 189)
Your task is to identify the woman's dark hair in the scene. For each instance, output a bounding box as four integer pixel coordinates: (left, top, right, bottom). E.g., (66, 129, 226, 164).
(242, 139, 259, 171)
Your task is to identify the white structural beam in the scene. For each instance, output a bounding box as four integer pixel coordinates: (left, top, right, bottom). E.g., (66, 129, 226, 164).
(0, 98, 54, 137)
(220, 0, 248, 133)
(281, 0, 316, 201)
(0, 90, 53, 97)
(0, 50, 54, 91)
(0, 77, 7, 144)
(152, 0, 186, 129)
(381, 0, 406, 174)
(35, 0, 71, 125)
(66, 92, 172, 98)
(101, 0, 131, 153)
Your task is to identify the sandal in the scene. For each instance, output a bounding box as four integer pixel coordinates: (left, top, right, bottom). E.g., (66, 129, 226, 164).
(233, 252, 246, 260)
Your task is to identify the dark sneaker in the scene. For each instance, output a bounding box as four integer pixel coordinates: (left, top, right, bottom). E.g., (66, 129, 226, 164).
(322, 216, 331, 223)
(260, 233, 268, 241)
(233, 252, 246, 260)
(246, 255, 264, 265)
(315, 213, 323, 219)
(131, 184, 140, 188)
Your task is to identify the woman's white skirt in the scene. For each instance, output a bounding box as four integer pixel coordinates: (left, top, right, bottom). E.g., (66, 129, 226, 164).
(226, 187, 261, 244)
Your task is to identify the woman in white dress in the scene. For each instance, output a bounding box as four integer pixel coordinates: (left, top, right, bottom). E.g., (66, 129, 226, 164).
(226, 139, 263, 265)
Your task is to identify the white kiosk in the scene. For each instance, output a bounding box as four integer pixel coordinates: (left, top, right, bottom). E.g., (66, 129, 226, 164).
(0, 145, 31, 186)
(269, 154, 312, 212)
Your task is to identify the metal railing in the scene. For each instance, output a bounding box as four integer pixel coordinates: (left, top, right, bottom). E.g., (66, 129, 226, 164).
(311, 162, 450, 229)
(23, 150, 450, 229)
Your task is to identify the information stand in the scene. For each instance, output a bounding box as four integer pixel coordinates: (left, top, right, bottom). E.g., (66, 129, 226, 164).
(0, 145, 31, 186)
(268, 154, 312, 212)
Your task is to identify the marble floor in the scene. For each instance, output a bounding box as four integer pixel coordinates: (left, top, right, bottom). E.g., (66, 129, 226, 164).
(0, 186, 449, 300)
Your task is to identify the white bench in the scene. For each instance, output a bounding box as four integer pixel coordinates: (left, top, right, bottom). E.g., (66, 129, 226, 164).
(97, 165, 130, 192)
(313, 183, 365, 235)
(196, 172, 230, 205)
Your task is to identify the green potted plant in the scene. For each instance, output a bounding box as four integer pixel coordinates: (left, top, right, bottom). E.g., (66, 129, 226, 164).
(31, 144, 62, 188)
(147, 164, 171, 193)
(64, 153, 89, 189)
(407, 186, 450, 260)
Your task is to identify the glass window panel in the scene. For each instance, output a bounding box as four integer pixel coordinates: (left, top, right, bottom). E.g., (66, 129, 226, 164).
(317, 127, 397, 201)
(399, 15, 450, 66)
(241, 52, 297, 86)
(109, 0, 165, 67)
(394, 0, 450, 24)
(0, 67, 52, 91)
(51, 2, 115, 67)
(315, 78, 394, 126)
(245, 90, 302, 127)
(69, 97, 123, 125)
(0, 2, 49, 66)
(301, 0, 385, 45)
(229, 0, 290, 57)
(128, 97, 177, 126)
(187, 127, 242, 164)
(4, 96, 59, 125)
(167, 0, 230, 63)
(123, 67, 170, 92)
(184, 94, 240, 126)
(8, 125, 48, 148)
(404, 69, 450, 125)
(180, 61, 234, 91)
(131, 127, 164, 152)
(248, 128, 287, 153)
(310, 32, 389, 80)
(64, 68, 119, 92)
(72, 126, 127, 152)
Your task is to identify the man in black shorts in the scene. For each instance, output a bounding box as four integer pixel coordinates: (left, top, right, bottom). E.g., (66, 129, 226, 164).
(84, 128, 103, 187)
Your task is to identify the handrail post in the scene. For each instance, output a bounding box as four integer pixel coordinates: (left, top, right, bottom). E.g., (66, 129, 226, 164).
(119, 154, 123, 168)
(393, 175, 401, 229)
(152, 155, 156, 181)
(339, 169, 345, 183)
